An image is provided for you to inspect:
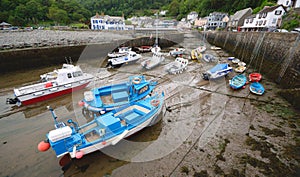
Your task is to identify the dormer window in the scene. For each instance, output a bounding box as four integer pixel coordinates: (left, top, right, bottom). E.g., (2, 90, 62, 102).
(275, 10, 282, 15)
(263, 13, 267, 18)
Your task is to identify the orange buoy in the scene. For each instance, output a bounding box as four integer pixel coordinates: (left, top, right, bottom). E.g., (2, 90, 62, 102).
(78, 101, 84, 107)
(75, 151, 83, 159)
(38, 140, 50, 152)
(102, 141, 106, 145)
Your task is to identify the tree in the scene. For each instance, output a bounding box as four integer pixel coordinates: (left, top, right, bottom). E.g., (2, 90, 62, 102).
(48, 6, 69, 25)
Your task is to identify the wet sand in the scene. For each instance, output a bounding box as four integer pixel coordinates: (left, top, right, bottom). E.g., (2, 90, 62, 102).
(0, 31, 299, 177)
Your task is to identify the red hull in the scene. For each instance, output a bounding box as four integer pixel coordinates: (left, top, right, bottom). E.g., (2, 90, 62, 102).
(21, 82, 90, 105)
(249, 73, 262, 82)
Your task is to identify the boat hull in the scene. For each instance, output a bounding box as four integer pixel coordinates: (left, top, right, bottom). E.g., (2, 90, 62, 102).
(20, 82, 90, 105)
(229, 75, 247, 89)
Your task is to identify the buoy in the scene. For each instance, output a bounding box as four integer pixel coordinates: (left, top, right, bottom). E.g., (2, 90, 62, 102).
(102, 141, 106, 145)
(78, 101, 84, 107)
(38, 140, 50, 152)
(242, 86, 246, 89)
(75, 151, 83, 159)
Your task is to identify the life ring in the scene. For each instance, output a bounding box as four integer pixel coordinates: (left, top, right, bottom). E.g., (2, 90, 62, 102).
(151, 99, 160, 107)
(132, 77, 141, 84)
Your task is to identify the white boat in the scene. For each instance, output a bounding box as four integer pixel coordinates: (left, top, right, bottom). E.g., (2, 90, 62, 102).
(7, 64, 94, 106)
(202, 54, 216, 62)
(235, 66, 247, 73)
(211, 46, 221, 50)
(169, 48, 185, 57)
(165, 57, 188, 74)
(232, 58, 240, 64)
(108, 47, 131, 58)
(137, 46, 152, 53)
(196, 46, 206, 53)
(238, 62, 246, 66)
(202, 63, 233, 80)
(141, 52, 165, 70)
(107, 51, 142, 68)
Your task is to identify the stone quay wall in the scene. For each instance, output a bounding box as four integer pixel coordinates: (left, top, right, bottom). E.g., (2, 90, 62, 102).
(0, 31, 183, 74)
(204, 31, 300, 89)
(205, 31, 300, 109)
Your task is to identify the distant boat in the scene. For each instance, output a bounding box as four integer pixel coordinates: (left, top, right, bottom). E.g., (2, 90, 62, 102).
(191, 49, 202, 60)
(232, 58, 240, 64)
(235, 66, 246, 73)
(141, 52, 165, 70)
(229, 74, 247, 89)
(6, 63, 93, 106)
(38, 92, 164, 159)
(202, 63, 232, 80)
(196, 46, 206, 53)
(106, 51, 141, 68)
(228, 57, 235, 61)
(249, 73, 262, 82)
(165, 57, 188, 74)
(108, 47, 131, 58)
(249, 82, 265, 95)
(202, 54, 216, 63)
(211, 46, 221, 50)
(79, 75, 157, 118)
(238, 62, 246, 66)
(137, 46, 152, 53)
(169, 48, 185, 57)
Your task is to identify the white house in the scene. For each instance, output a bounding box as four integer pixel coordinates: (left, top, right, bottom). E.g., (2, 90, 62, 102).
(228, 8, 253, 31)
(295, 0, 300, 7)
(241, 5, 287, 31)
(187, 11, 198, 22)
(277, 0, 300, 8)
(91, 13, 125, 30)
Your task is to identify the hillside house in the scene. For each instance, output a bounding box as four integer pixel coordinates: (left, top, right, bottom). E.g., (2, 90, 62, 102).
(91, 13, 125, 30)
(241, 5, 287, 32)
(227, 8, 253, 31)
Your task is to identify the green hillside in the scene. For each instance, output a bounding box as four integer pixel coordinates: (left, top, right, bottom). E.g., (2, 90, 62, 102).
(0, 0, 277, 26)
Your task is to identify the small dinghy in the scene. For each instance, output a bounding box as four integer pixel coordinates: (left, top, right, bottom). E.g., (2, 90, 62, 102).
(238, 62, 246, 66)
(38, 92, 164, 159)
(202, 63, 232, 80)
(165, 57, 188, 74)
(137, 46, 152, 53)
(211, 46, 221, 50)
(228, 57, 235, 61)
(232, 58, 240, 64)
(202, 54, 216, 63)
(249, 73, 262, 82)
(108, 47, 131, 58)
(235, 66, 246, 73)
(191, 49, 202, 60)
(229, 74, 247, 89)
(79, 75, 157, 118)
(249, 82, 265, 95)
(196, 46, 206, 53)
(107, 51, 141, 68)
(141, 52, 165, 70)
(169, 48, 185, 57)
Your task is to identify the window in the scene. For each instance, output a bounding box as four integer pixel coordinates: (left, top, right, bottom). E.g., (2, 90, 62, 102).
(286, 1, 289, 5)
(263, 13, 267, 18)
(250, 18, 253, 23)
(275, 10, 282, 15)
(263, 20, 267, 25)
(67, 73, 72, 78)
(272, 18, 277, 24)
(72, 71, 83, 77)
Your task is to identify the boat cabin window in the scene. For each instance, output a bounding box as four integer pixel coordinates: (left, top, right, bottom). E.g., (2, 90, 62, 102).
(67, 73, 72, 78)
(138, 85, 149, 94)
(72, 71, 83, 77)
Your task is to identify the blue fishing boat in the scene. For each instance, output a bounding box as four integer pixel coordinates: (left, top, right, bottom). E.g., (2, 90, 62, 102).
(38, 92, 164, 159)
(229, 74, 247, 89)
(79, 75, 157, 118)
(202, 63, 232, 80)
(249, 82, 265, 95)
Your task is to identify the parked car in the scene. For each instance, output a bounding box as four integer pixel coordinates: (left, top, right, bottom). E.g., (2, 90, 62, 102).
(290, 28, 300, 33)
(273, 29, 288, 32)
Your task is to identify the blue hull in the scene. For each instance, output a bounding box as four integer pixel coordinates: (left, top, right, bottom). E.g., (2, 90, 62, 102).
(46, 92, 165, 158)
(229, 74, 247, 89)
(249, 82, 265, 95)
(81, 76, 157, 117)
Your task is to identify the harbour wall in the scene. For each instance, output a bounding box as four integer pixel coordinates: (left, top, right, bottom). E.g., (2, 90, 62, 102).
(205, 31, 300, 109)
(0, 33, 183, 74)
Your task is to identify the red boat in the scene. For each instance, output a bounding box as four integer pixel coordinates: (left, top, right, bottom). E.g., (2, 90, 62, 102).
(7, 64, 94, 106)
(249, 73, 262, 82)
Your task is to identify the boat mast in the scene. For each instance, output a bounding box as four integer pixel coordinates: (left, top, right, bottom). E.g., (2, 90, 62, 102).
(155, 12, 158, 46)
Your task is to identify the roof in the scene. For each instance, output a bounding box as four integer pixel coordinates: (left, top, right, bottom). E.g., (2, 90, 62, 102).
(245, 14, 256, 19)
(259, 5, 286, 13)
(231, 8, 252, 20)
(0, 22, 11, 26)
